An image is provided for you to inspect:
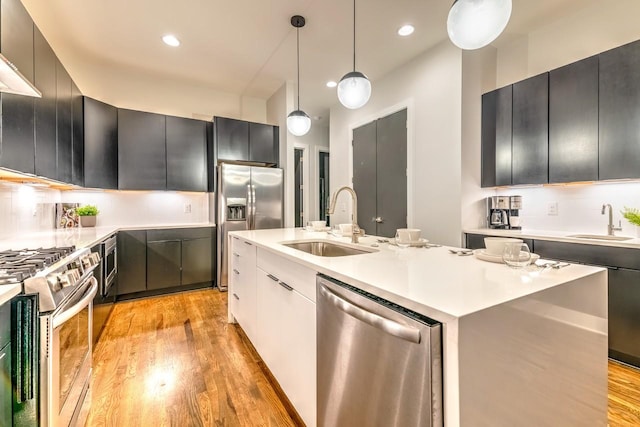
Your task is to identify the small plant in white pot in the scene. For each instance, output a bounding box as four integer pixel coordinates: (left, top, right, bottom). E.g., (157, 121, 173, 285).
(76, 205, 99, 227)
(621, 207, 640, 237)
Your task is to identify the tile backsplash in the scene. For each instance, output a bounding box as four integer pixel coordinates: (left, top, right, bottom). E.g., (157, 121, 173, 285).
(496, 181, 640, 235)
(0, 182, 211, 239)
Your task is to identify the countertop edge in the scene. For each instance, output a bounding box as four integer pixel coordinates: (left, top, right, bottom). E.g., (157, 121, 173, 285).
(464, 228, 640, 249)
(0, 284, 22, 306)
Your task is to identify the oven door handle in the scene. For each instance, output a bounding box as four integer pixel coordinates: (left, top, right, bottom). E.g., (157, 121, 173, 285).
(53, 277, 98, 329)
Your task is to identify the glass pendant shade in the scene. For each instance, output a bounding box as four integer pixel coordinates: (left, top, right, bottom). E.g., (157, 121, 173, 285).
(337, 71, 371, 110)
(287, 110, 311, 136)
(447, 0, 512, 50)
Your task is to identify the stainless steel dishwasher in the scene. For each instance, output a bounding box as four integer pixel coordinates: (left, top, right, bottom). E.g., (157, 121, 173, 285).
(317, 274, 443, 427)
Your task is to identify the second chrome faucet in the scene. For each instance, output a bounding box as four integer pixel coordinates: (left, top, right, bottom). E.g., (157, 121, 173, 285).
(602, 204, 623, 236)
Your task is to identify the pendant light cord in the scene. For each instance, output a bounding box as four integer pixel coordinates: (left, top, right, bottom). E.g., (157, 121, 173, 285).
(352, 0, 356, 71)
(297, 26, 301, 110)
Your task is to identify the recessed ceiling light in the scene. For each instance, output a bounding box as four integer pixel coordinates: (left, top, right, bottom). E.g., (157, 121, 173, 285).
(326, 81, 337, 88)
(398, 25, 415, 37)
(162, 35, 180, 47)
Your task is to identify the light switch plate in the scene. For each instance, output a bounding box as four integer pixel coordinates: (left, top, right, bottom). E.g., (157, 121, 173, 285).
(184, 203, 192, 214)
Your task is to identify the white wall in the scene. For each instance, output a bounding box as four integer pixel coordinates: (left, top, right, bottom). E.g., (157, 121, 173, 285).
(329, 41, 463, 246)
(0, 182, 210, 240)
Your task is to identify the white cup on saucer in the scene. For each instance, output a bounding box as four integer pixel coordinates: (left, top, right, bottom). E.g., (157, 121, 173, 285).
(395, 228, 421, 243)
(310, 220, 326, 231)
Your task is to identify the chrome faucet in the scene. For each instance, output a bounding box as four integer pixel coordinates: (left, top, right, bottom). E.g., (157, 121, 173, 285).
(327, 186, 362, 243)
(602, 204, 622, 236)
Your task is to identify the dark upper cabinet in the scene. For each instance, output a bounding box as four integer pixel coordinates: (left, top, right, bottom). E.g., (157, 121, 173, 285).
(206, 122, 215, 192)
(216, 116, 249, 161)
(1, 0, 34, 83)
(33, 27, 57, 179)
(71, 81, 84, 186)
(83, 97, 118, 189)
(0, 0, 35, 174)
(512, 73, 549, 185)
(249, 122, 279, 164)
(599, 40, 640, 180)
(56, 59, 72, 183)
(215, 116, 279, 165)
(549, 56, 599, 183)
(481, 85, 512, 187)
(166, 116, 207, 192)
(118, 109, 166, 190)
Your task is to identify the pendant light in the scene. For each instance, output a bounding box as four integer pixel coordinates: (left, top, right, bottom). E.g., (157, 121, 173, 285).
(287, 15, 311, 137)
(337, 0, 371, 110)
(447, 0, 512, 50)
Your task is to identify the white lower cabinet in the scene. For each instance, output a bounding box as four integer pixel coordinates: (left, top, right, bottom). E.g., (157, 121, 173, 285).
(228, 237, 257, 342)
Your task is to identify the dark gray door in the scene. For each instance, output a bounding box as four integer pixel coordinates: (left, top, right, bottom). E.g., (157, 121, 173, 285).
(319, 151, 330, 223)
(294, 149, 304, 227)
(353, 109, 407, 237)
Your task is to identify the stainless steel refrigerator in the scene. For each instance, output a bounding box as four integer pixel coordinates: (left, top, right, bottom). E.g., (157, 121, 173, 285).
(217, 163, 284, 290)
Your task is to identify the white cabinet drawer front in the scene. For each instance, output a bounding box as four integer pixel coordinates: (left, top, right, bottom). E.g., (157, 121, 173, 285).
(257, 248, 317, 302)
(231, 236, 256, 259)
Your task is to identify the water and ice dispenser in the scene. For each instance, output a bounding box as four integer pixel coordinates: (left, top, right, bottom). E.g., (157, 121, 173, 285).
(226, 197, 246, 221)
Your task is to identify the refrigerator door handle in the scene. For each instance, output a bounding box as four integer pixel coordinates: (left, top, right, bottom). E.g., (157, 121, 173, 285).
(251, 185, 257, 229)
(247, 184, 253, 229)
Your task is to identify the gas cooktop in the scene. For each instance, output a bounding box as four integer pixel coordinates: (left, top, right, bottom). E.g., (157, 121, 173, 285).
(0, 246, 76, 285)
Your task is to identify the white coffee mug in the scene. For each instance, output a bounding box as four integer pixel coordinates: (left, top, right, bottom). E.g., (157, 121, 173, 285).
(311, 220, 326, 230)
(395, 228, 421, 243)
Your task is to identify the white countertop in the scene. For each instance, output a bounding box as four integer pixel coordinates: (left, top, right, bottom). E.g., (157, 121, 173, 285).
(0, 222, 216, 251)
(230, 228, 605, 321)
(0, 284, 22, 306)
(464, 228, 640, 249)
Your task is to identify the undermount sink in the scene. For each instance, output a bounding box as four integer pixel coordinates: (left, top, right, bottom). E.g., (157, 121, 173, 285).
(567, 234, 634, 241)
(281, 240, 377, 257)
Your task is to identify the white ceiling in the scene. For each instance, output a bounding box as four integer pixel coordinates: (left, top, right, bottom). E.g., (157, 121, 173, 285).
(22, 0, 598, 122)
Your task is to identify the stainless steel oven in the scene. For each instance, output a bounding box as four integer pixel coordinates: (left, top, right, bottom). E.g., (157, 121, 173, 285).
(40, 275, 98, 427)
(103, 235, 117, 296)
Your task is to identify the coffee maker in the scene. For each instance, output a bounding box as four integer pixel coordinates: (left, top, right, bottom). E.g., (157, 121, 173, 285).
(508, 196, 523, 230)
(487, 196, 510, 229)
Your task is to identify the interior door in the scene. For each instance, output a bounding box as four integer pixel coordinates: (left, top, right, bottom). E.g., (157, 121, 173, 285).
(353, 109, 407, 237)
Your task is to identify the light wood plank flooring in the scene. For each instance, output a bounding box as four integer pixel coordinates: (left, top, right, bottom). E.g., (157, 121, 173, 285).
(86, 289, 640, 426)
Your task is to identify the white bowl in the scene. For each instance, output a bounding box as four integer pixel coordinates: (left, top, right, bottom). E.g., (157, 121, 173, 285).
(484, 237, 523, 256)
(311, 220, 326, 230)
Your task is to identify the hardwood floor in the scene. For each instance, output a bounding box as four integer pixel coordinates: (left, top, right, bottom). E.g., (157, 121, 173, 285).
(86, 289, 297, 426)
(86, 289, 640, 426)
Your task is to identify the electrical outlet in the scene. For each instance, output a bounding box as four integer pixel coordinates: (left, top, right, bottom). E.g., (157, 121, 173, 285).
(547, 202, 558, 216)
(341, 203, 346, 213)
(184, 203, 192, 214)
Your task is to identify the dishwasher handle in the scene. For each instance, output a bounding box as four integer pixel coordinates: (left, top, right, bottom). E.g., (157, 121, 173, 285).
(319, 284, 421, 344)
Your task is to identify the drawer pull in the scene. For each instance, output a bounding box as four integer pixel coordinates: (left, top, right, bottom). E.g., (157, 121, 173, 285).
(244, 241, 252, 246)
(233, 269, 240, 275)
(279, 281, 294, 291)
(233, 293, 239, 300)
(233, 252, 240, 257)
(267, 274, 279, 282)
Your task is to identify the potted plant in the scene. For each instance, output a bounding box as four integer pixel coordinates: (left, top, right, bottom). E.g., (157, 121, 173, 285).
(75, 205, 99, 227)
(621, 207, 640, 236)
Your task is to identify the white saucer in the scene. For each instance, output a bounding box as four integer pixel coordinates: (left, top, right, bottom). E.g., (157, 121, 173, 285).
(305, 226, 331, 232)
(390, 238, 429, 247)
(473, 249, 540, 264)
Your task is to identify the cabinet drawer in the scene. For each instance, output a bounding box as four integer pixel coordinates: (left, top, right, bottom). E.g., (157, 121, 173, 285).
(257, 248, 317, 302)
(534, 240, 640, 270)
(231, 236, 256, 259)
(147, 227, 212, 242)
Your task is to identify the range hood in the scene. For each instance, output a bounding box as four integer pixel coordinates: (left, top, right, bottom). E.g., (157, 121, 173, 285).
(0, 53, 41, 97)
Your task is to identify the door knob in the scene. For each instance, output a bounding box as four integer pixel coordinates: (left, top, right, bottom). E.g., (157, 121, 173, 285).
(374, 217, 384, 223)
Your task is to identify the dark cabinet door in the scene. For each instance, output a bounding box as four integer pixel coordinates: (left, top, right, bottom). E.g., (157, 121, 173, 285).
(249, 122, 278, 164)
(549, 56, 599, 183)
(71, 81, 84, 186)
(608, 268, 640, 367)
(182, 237, 213, 285)
(206, 122, 215, 192)
(0, 0, 35, 174)
(56, 59, 72, 183)
(33, 28, 57, 179)
(166, 116, 207, 192)
(83, 97, 118, 189)
(0, 343, 10, 425)
(512, 73, 549, 185)
(215, 117, 249, 161)
(117, 230, 147, 295)
(118, 109, 166, 190)
(481, 86, 512, 187)
(599, 40, 640, 180)
(147, 240, 182, 290)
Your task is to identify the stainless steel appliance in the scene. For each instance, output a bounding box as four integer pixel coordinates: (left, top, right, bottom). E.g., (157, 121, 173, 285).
(91, 234, 117, 347)
(21, 247, 101, 427)
(217, 163, 284, 290)
(317, 274, 443, 427)
(487, 196, 510, 229)
(508, 195, 523, 230)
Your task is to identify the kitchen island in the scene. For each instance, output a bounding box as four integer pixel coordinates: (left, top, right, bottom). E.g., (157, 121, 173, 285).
(229, 228, 608, 426)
